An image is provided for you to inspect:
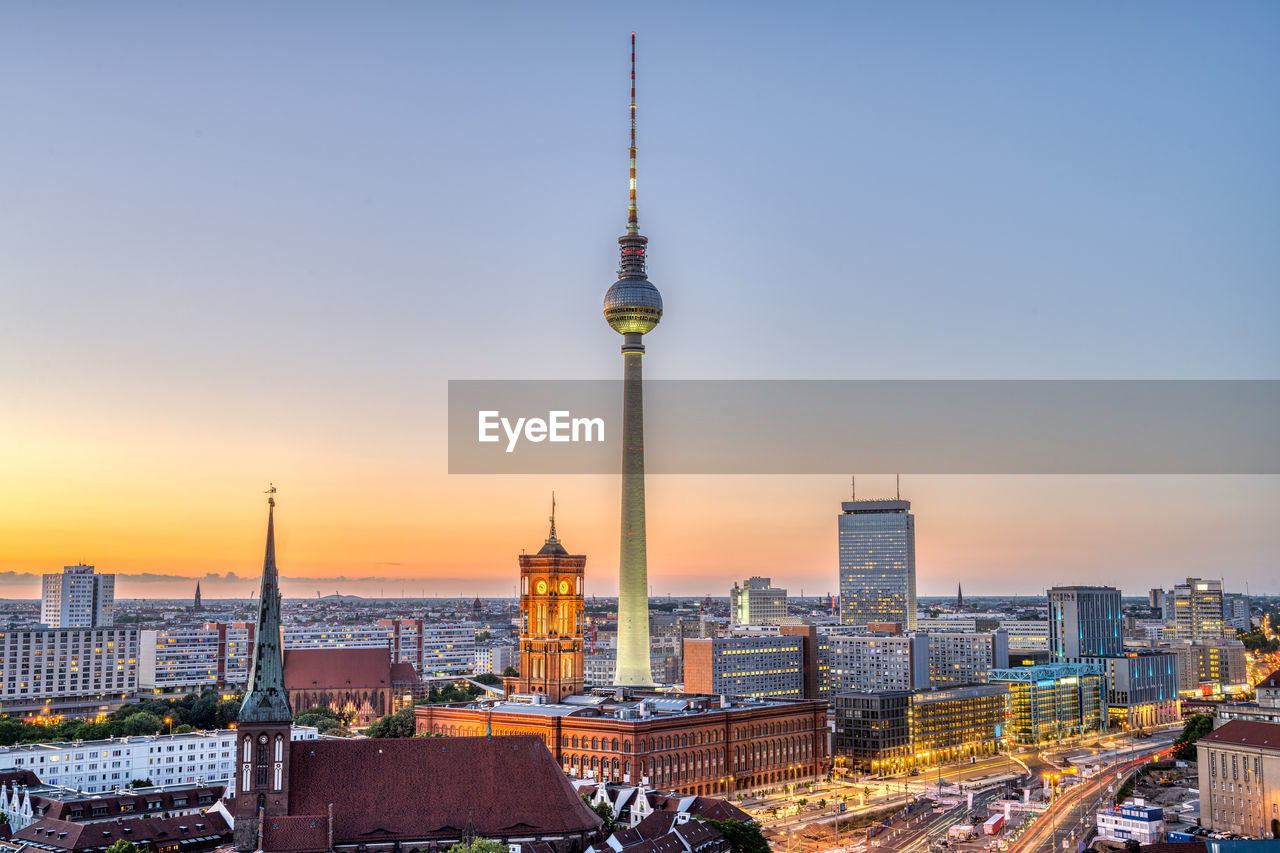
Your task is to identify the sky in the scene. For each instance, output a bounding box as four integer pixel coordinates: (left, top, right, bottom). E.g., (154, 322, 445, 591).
(1, 2, 1277, 600)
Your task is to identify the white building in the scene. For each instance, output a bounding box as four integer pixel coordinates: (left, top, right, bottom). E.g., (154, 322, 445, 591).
(1172, 578, 1227, 640)
(474, 644, 516, 675)
(999, 620, 1049, 652)
(41, 565, 114, 628)
(0, 628, 138, 715)
(139, 620, 476, 693)
(729, 577, 788, 626)
(0, 727, 318, 794)
(1096, 800, 1164, 845)
(827, 632, 929, 693)
(925, 630, 1009, 687)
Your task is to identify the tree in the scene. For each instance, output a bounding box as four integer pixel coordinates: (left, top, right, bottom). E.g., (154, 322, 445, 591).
(122, 712, 163, 736)
(295, 705, 346, 731)
(473, 673, 502, 687)
(106, 840, 143, 853)
(365, 706, 417, 739)
(697, 819, 770, 853)
(502, 665, 519, 678)
(581, 796, 617, 836)
(127, 778, 153, 789)
(1172, 714, 1214, 761)
(446, 840, 507, 853)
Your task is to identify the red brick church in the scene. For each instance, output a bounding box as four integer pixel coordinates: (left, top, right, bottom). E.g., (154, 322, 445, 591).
(225, 492, 602, 853)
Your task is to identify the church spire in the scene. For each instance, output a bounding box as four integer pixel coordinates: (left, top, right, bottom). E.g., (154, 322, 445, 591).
(239, 486, 293, 723)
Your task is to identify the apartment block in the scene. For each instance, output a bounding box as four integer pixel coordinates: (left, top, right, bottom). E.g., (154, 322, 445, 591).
(925, 630, 1009, 687)
(0, 628, 138, 716)
(828, 633, 929, 693)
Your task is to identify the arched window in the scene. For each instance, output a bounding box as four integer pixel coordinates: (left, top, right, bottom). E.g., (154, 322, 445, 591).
(592, 737, 599, 750)
(611, 738, 619, 752)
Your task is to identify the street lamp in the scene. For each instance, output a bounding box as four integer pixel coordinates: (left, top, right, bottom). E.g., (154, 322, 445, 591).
(164, 716, 173, 735)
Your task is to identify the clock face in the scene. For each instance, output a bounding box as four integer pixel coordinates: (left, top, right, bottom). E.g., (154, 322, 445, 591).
(534, 579, 547, 595)
(558, 580, 570, 594)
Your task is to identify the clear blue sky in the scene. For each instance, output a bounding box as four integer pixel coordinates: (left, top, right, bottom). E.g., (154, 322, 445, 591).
(1, 2, 1277, 597)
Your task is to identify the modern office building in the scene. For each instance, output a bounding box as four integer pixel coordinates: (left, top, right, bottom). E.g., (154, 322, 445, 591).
(0, 728, 319, 793)
(683, 635, 804, 699)
(832, 690, 912, 774)
(1000, 620, 1050, 652)
(925, 630, 1009, 687)
(1224, 593, 1252, 632)
(1047, 586, 1122, 662)
(729, 577, 788, 626)
(838, 499, 916, 630)
(987, 662, 1105, 743)
(910, 684, 1011, 768)
(584, 650, 677, 688)
(1197, 719, 1280, 838)
(1095, 651, 1180, 729)
(41, 565, 114, 628)
(828, 632, 929, 693)
(0, 627, 138, 716)
(685, 625, 828, 700)
(1172, 578, 1227, 640)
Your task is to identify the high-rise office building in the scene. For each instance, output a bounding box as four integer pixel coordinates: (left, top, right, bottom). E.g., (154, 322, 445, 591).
(838, 499, 916, 630)
(1172, 578, 1227, 640)
(730, 577, 788, 626)
(605, 35, 661, 688)
(41, 564, 114, 628)
(1047, 585, 1121, 662)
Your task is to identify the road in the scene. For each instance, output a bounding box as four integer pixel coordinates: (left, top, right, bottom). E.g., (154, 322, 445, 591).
(1007, 746, 1173, 853)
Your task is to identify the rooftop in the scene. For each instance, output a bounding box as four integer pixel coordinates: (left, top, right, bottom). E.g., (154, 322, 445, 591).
(1200, 719, 1280, 749)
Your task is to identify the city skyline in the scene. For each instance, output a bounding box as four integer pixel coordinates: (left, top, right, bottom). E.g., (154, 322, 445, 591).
(2, 5, 1278, 598)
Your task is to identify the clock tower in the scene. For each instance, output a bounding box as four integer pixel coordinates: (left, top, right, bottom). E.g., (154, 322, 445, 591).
(504, 499, 586, 702)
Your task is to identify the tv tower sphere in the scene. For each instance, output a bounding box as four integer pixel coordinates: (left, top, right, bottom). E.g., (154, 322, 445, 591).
(604, 273, 663, 335)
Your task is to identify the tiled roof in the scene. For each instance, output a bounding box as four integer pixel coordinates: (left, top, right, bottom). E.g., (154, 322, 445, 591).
(35, 785, 224, 822)
(0, 769, 43, 787)
(261, 815, 329, 853)
(13, 812, 229, 851)
(646, 794, 752, 824)
(286, 735, 601, 842)
(1200, 719, 1280, 749)
(284, 648, 393, 690)
(390, 662, 419, 683)
(1258, 667, 1280, 691)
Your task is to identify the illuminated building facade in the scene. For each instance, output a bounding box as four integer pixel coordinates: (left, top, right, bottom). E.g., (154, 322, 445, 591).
(1173, 578, 1228, 640)
(41, 565, 114, 629)
(910, 684, 1010, 767)
(416, 693, 829, 796)
(1093, 651, 1180, 729)
(838, 499, 916, 630)
(832, 691, 912, 774)
(828, 632, 929, 693)
(683, 628, 830, 700)
(987, 662, 1105, 744)
(730, 577, 789, 626)
(0, 627, 138, 716)
(1048, 585, 1122, 662)
(925, 630, 1009, 687)
(505, 507, 586, 703)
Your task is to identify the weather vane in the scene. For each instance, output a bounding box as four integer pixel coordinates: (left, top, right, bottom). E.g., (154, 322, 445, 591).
(265, 483, 277, 506)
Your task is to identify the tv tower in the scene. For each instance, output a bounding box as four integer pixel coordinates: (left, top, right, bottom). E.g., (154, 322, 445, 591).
(604, 33, 662, 688)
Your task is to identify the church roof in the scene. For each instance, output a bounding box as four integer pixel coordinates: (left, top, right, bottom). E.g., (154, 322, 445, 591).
(283, 735, 601, 843)
(239, 496, 293, 724)
(283, 648, 393, 691)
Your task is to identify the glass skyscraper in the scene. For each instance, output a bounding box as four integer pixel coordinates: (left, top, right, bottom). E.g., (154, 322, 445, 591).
(838, 499, 916, 630)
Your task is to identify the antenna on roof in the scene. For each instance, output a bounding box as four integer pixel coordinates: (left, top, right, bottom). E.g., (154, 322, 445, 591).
(896, 473, 900, 500)
(851, 474, 855, 501)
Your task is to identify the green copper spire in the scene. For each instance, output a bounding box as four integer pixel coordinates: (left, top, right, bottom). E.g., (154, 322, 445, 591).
(239, 486, 293, 723)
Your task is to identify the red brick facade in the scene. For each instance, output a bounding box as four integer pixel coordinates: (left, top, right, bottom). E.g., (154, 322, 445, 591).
(415, 698, 828, 797)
